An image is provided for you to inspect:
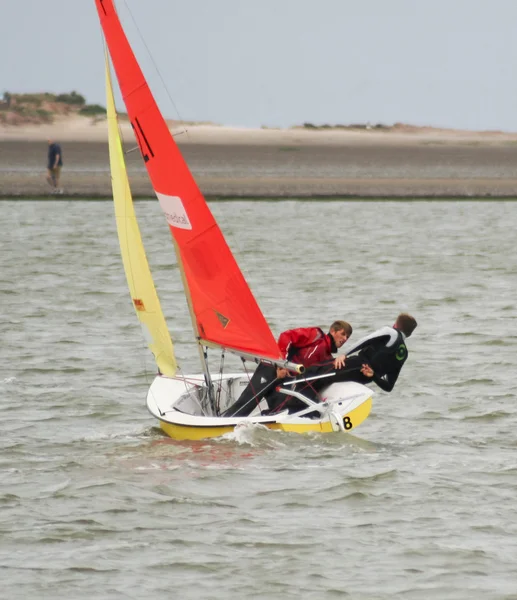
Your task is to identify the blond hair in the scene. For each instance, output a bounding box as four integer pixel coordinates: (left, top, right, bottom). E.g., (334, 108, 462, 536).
(329, 320, 353, 337)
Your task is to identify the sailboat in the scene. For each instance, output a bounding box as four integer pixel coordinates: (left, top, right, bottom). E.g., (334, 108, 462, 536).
(98, 0, 373, 441)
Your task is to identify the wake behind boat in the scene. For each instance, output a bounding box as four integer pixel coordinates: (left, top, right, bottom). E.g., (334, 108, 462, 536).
(97, 0, 373, 441)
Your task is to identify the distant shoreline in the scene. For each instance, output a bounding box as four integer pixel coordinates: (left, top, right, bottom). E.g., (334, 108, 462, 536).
(3, 196, 517, 202)
(2, 118, 517, 198)
(2, 114, 517, 145)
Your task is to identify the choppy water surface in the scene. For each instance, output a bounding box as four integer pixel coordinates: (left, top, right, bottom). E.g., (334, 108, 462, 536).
(1, 199, 516, 600)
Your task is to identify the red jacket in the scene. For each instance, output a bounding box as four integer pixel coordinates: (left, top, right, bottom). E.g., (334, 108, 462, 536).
(277, 326, 335, 367)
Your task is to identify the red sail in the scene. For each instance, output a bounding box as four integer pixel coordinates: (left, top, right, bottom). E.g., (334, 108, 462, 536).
(95, 0, 280, 359)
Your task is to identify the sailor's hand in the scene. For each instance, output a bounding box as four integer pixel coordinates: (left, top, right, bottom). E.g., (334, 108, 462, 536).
(361, 364, 374, 378)
(334, 355, 346, 369)
(276, 368, 288, 379)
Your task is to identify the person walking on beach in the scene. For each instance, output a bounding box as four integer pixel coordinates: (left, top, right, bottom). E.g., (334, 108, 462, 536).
(46, 139, 63, 194)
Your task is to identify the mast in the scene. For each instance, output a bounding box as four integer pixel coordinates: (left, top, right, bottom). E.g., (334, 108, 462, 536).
(171, 237, 216, 412)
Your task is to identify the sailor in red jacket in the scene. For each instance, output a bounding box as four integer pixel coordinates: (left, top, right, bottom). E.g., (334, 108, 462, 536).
(222, 320, 352, 417)
(278, 322, 351, 369)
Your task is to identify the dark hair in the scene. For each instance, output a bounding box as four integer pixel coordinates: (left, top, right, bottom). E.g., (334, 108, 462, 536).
(395, 313, 417, 337)
(329, 320, 353, 337)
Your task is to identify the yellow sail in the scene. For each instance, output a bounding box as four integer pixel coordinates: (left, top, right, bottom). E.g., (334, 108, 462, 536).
(105, 52, 177, 376)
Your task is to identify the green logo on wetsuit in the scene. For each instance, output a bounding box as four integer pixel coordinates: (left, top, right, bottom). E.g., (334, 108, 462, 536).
(396, 344, 407, 361)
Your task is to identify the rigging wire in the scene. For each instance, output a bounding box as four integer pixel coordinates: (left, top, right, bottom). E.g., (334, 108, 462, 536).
(215, 349, 226, 415)
(121, 0, 188, 136)
(201, 346, 216, 415)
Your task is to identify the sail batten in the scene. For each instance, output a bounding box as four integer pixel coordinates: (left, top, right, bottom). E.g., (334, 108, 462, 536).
(96, 0, 281, 360)
(105, 49, 177, 377)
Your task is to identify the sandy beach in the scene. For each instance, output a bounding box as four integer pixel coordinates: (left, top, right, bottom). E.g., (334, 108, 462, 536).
(2, 117, 517, 198)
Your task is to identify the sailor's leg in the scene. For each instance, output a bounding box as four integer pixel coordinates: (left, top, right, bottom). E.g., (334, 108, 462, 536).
(268, 358, 369, 415)
(222, 364, 277, 417)
(291, 361, 336, 397)
(266, 389, 309, 414)
(327, 356, 371, 384)
(300, 357, 369, 386)
(277, 357, 368, 404)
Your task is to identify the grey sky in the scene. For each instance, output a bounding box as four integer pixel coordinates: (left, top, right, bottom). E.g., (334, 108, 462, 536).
(1, 0, 516, 131)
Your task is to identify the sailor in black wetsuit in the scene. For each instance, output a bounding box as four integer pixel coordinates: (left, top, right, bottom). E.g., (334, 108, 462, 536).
(268, 313, 417, 413)
(340, 312, 417, 392)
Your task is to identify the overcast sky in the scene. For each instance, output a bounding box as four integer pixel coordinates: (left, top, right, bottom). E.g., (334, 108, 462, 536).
(1, 0, 516, 131)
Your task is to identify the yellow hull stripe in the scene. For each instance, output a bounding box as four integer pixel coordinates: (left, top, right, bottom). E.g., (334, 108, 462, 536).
(159, 398, 372, 441)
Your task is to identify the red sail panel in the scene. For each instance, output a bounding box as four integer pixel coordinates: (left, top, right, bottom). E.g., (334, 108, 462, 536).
(95, 0, 280, 359)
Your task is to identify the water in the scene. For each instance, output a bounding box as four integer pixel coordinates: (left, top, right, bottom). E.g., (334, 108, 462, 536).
(1, 199, 516, 599)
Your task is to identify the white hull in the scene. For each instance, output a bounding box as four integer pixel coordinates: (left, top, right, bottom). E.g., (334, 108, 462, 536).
(146, 374, 374, 440)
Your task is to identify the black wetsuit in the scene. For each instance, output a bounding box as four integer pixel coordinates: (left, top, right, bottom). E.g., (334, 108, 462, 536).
(338, 326, 408, 392)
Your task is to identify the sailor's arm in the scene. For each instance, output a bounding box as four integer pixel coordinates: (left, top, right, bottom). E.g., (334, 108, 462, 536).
(372, 370, 400, 392)
(277, 327, 312, 359)
(333, 354, 346, 369)
(361, 363, 401, 392)
(277, 329, 296, 359)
